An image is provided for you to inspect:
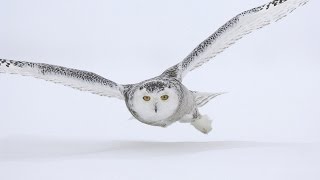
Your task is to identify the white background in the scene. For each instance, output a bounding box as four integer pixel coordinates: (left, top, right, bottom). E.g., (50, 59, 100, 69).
(0, 0, 319, 179)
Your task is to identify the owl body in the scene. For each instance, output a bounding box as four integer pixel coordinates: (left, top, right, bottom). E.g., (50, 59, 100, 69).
(124, 77, 196, 127)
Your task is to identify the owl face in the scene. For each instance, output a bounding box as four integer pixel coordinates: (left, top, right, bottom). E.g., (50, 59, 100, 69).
(130, 81, 180, 123)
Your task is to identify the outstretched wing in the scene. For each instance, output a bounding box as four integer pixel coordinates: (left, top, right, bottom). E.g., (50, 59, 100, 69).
(0, 59, 125, 99)
(162, 0, 309, 81)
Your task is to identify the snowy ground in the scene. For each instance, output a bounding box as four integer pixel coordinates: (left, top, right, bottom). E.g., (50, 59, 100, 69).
(1, 0, 319, 179)
(1, 136, 320, 180)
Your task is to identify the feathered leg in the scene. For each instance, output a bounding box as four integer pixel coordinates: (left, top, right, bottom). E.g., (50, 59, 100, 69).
(191, 114, 213, 134)
(179, 109, 213, 134)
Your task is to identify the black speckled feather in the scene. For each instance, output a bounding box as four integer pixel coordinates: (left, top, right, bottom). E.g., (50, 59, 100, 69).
(162, 0, 308, 81)
(0, 59, 125, 99)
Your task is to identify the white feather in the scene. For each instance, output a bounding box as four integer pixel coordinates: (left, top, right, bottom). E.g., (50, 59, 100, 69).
(191, 115, 213, 134)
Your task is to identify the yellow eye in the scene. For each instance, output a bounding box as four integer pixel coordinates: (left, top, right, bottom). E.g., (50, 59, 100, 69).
(143, 96, 151, 101)
(161, 95, 169, 100)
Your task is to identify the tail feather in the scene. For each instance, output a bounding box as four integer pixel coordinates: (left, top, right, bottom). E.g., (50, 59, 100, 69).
(192, 91, 226, 107)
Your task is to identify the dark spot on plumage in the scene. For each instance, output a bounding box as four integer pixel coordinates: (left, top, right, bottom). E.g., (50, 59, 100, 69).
(13, 61, 24, 67)
(143, 81, 169, 93)
(163, 66, 178, 78)
(266, 0, 286, 10)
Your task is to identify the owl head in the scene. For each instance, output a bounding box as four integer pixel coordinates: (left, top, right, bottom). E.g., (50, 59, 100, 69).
(128, 80, 180, 123)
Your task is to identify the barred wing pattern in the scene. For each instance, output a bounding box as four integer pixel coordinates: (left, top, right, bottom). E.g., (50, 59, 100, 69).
(162, 0, 309, 81)
(0, 59, 125, 99)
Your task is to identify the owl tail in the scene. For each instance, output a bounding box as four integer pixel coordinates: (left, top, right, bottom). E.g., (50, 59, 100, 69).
(192, 91, 226, 107)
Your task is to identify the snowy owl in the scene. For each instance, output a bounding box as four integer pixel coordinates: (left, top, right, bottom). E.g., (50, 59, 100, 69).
(0, 0, 309, 134)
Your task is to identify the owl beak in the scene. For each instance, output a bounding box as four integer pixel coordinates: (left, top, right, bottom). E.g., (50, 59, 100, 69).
(154, 103, 158, 113)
